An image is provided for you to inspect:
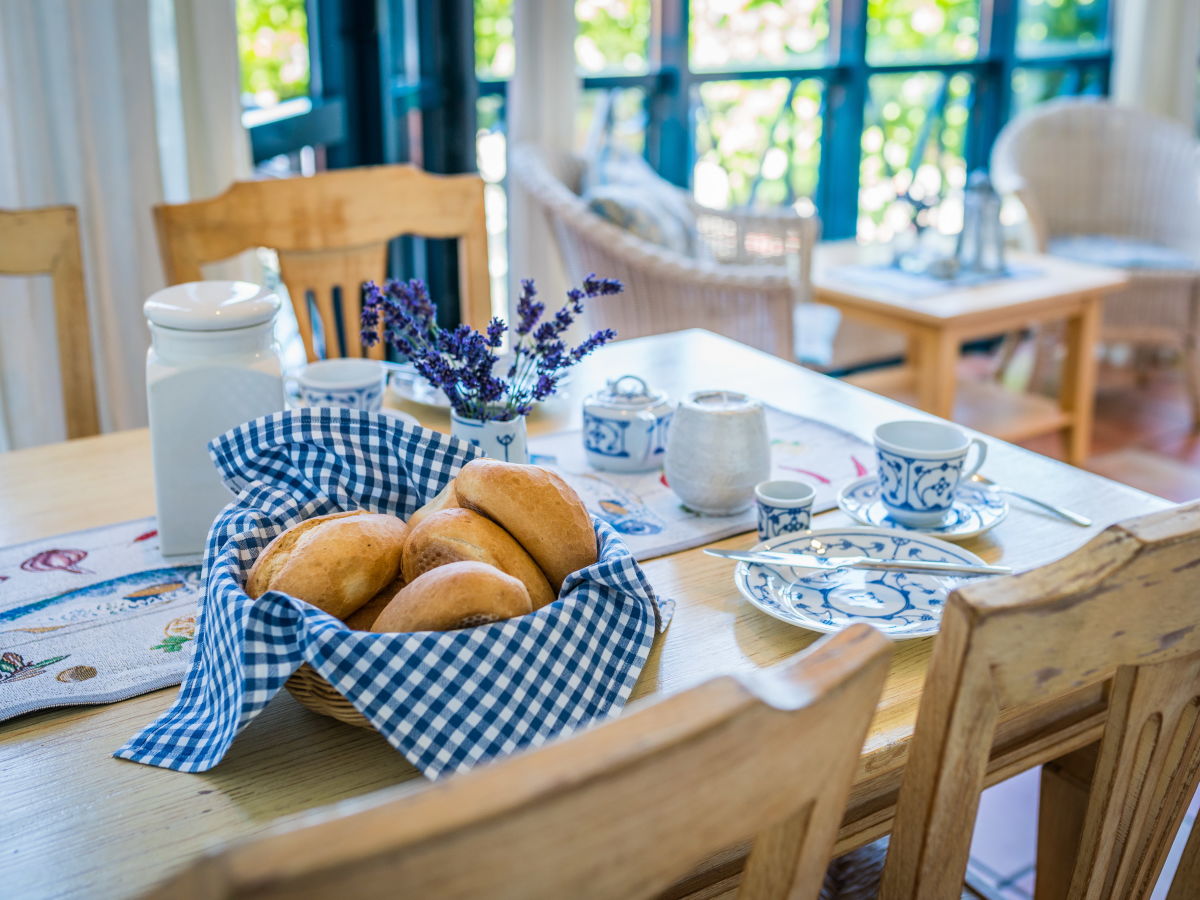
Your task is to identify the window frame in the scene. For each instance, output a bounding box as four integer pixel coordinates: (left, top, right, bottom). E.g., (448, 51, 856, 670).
(476, 0, 1113, 239)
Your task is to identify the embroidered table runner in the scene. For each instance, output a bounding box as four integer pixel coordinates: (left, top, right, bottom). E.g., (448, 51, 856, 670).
(0, 519, 201, 722)
(1, 408, 869, 722)
(826, 262, 1042, 301)
(529, 406, 873, 560)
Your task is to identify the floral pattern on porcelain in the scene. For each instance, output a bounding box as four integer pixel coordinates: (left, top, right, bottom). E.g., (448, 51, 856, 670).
(299, 384, 383, 411)
(755, 503, 812, 542)
(876, 446, 965, 515)
(733, 528, 991, 639)
(839, 476, 1008, 541)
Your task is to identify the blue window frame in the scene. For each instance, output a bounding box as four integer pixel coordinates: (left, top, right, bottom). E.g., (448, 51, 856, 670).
(475, 0, 1112, 240)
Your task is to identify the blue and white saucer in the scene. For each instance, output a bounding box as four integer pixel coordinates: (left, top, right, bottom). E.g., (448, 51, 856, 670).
(837, 476, 1008, 541)
(733, 527, 992, 640)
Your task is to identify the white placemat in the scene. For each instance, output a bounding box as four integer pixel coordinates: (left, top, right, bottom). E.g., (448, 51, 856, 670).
(0, 519, 201, 722)
(829, 262, 1042, 300)
(529, 406, 873, 560)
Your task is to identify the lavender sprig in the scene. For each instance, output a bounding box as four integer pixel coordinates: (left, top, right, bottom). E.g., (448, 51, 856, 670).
(360, 273, 622, 422)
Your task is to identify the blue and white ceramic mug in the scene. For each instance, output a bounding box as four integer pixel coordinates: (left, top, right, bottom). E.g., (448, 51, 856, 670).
(296, 359, 385, 411)
(874, 420, 987, 527)
(754, 479, 816, 542)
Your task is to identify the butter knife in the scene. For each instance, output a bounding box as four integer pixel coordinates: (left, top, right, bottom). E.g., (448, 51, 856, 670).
(705, 548, 1012, 576)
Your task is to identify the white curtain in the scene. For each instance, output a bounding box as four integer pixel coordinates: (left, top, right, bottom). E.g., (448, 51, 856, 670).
(506, 0, 579, 322)
(1113, 0, 1200, 127)
(0, 0, 250, 450)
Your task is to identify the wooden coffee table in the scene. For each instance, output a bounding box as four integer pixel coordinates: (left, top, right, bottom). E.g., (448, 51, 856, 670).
(812, 242, 1128, 465)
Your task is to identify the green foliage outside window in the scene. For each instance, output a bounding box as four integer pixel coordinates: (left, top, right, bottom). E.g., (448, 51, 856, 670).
(237, 0, 310, 109)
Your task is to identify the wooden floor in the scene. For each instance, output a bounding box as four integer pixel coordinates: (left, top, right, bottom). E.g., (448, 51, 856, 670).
(967, 354, 1200, 502)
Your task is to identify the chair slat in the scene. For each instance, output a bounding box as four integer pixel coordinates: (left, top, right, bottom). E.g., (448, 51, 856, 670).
(155, 166, 491, 362)
(0, 205, 100, 439)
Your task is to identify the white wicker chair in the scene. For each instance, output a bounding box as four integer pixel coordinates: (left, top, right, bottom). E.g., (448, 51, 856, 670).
(509, 144, 823, 361)
(991, 98, 1200, 421)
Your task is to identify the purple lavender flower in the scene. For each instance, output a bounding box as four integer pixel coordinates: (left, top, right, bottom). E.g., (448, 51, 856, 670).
(360, 274, 622, 421)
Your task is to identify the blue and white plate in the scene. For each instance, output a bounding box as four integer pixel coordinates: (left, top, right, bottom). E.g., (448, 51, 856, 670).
(733, 527, 993, 640)
(837, 475, 1008, 541)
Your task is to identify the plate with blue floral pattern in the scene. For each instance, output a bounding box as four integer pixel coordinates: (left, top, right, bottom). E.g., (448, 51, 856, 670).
(836, 475, 1008, 541)
(733, 527, 993, 639)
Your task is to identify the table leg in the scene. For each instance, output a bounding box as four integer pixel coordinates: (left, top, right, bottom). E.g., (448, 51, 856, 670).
(912, 328, 959, 420)
(1058, 296, 1101, 466)
(1035, 745, 1097, 900)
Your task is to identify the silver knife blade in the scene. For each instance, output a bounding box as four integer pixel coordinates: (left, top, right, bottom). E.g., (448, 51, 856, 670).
(704, 548, 1012, 576)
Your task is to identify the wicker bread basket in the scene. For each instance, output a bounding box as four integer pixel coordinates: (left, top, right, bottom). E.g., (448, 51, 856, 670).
(285, 664, 371, 728)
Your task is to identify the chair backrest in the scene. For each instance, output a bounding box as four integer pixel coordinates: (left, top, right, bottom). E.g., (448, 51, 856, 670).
(146, 625, 891, 900)
(881, 500, 1200, 900)
(154, 165, 491, 362)
(0, 205, 100, 439)
(509, 143, 814, 360)
(991, 98, 1200, 250)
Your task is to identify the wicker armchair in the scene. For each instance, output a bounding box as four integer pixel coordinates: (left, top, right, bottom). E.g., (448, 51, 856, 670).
(991, 98, 1200, 420)
(509, 144, 823, 361)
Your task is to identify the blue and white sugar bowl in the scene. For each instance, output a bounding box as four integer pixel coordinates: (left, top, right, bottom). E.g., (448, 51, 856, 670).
(582, 374, 673, 473)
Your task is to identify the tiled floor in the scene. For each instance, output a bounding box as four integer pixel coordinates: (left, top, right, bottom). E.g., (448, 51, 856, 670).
(966, 771, 1199, 898)
(961, 353, 1198, 897)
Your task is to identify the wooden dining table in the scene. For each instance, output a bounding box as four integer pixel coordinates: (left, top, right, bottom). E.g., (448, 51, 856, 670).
(0, 329, 1172, 899)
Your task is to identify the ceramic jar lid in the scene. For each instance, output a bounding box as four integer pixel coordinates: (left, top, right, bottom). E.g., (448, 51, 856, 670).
(144, 281, 281, 331)
(586, 374, 669, 412)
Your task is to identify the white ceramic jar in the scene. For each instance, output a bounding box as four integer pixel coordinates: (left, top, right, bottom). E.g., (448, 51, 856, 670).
(664, 390, 770, 515)
(145, 282, 286, 558)
(582, 374, 673, 472)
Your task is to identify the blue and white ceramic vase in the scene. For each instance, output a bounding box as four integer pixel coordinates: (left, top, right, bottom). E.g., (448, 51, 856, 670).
(451, 411, 530, 464)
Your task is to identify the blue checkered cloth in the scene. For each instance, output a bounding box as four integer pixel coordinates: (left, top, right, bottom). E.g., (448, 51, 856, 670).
(115, 408, 666, 778)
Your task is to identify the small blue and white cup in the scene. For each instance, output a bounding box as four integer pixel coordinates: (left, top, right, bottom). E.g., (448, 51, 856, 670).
(874, 420, 987, 527)
(295, 359, 386, 411)
(754, 480, 816, 542)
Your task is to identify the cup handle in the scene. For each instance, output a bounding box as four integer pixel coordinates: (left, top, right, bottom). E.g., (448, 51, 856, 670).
(962, 437, 988, 480)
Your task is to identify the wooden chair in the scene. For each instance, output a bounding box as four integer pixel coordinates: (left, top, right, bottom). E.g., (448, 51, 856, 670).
(0, 205, 99, 439)
(145, 625, 891, 900)
(871, 500, 1200, 899)
(154, 166, 491, 362)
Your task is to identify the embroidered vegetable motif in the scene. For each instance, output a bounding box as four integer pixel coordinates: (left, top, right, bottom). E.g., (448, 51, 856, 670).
(20, 549, 92, 575)
(151, 615, 196, 653)
(0, 650, 70, 684)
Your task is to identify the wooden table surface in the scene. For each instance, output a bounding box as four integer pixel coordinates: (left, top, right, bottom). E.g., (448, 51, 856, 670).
(0, 330, 1171, 899)
(811, 242, 1128, 466)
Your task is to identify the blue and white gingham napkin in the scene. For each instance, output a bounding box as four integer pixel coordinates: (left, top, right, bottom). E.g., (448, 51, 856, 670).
(116, 408, 667, 778)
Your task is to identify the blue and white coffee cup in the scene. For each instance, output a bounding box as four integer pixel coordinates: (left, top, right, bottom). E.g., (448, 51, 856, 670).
(295, 359, 386, 411)
(874, 420, 988, 527)
(754, 480, 816, 542)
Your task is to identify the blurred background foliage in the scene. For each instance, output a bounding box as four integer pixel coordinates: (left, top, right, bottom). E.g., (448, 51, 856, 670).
(237, 0, 310, 109)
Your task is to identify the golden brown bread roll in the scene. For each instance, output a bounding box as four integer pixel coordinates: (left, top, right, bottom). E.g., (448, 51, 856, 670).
(454, 459, 597, 590)
(343, 574, 406, 630)
(245, 510, 408, 619)
(406, 481, 460, 533)
(371, 561, 532, 632)
(402, 508, 557, 610)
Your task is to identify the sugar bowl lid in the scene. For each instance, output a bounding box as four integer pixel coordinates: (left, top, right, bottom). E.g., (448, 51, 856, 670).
(144, 281, 281, 331)
(587, 374, 669, 410)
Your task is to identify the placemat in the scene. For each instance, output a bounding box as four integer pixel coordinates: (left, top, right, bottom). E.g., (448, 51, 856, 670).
(0, 519, 201, 722)
(528, 406, 873, 559)
(829, 262, 1042, 300)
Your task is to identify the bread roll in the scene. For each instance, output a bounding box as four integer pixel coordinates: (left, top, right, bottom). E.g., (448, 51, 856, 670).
(454, 459, 597, 589)
(406, 481, 460, 533)
(245, 510, 408, 619)
(402, 508, 557, 610)
(371, 561, 532, 632)
(343, 575, 405, 630)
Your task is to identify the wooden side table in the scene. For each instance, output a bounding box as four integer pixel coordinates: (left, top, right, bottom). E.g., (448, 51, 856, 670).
(811, 242, 1128, 465)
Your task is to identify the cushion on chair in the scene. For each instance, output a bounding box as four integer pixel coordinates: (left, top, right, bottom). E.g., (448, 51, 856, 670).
(1048, 235, 1200, 272)
(584, 182, 694, 256)
(582, 144, 704, 256)
(821, 837, 977, 899)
